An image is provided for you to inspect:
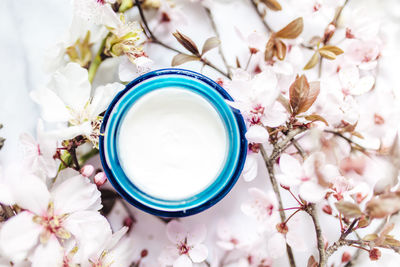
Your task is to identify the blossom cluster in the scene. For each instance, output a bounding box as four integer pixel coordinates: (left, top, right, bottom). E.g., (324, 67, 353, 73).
(1, 0, 400, 267)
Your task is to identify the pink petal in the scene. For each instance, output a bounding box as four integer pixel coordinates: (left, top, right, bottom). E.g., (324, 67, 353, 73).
(339, 66, 359, 90)
(267, 233, 286, 259)
(187, 224, 206, 246)
(173, 254, 192, 267)
(245, 125, 269, 144)
(351, 75, 375, 95)
(31, 235, 63, 267)
(166, 220, 187, 244)
(242, 153, 259, 182)
(279, 154, 302, 176)
(299, 182, 326, 203)
(159, 245, 180, 266)
(189, 244, 208, 263)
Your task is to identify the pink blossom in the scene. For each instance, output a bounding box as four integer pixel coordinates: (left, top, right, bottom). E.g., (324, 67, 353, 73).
(94, 172, 108, 187)
(159, 220, 208, 267)
(80, 164, 95, 177)
(338, 66, 375, 96)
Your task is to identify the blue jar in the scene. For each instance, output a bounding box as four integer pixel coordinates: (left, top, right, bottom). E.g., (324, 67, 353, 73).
(99, 69, 247, 217)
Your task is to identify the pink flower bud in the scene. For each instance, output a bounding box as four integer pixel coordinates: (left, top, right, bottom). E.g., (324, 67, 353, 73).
(369, 248, 381, 261)
(80, 165, 94, 177)
(94, 172, 107, 187)
(341, 251, 351, 263)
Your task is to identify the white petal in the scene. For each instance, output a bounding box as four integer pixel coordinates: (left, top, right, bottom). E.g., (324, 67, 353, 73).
(30, 88, 70, 122)
(245, 125, 269, 144)
(159, 246, 180, 266)
(49, 62, 91, 112)
(0, 183, 14, 205)
(12, 174, 50, 214)
(351, 75, 375, 95)
(46, 122, 92, 141)
(90, 82, 124, 118)
(339, 66, 359, 90)
(261, 103, 288, 128)
(189, 244, 208, 263)
(166, 220, 187, 244)
(286, 229, 307, 252)
(187, 224, 206, 246)
(299, 182, 326, 203)
(173, 254, 192, 267)
(106, 226, 129, 251)
(216, 241, 234, 251)
(52, 175, 102, 214)
(31, 235, 63, 267)
(279, 154, 302, 176)
(0, 212, 41, 263)
(242, 153, 258, 182)
(63, 211, 111, 262)
(252, 71, 278, 106)
(267, 233, 286, 259)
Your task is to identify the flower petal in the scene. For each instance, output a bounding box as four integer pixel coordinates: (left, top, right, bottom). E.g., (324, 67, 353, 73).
(90, 82, 125, 119)
(52, 175, 102, 214)
(159, 245, 180, 266)
(187, 224, 206, 246)
(0, 212, 41, 263)
(267, 233, 286, 259)
(245, 125, 269, 144)
(30, 88, 70, 122)
(351, 75, 375, 95)
(173, 254, 192, 267)
(166, 220, 187, 244)
(299, 182, 326, 203)
(242, 153, 258, 182)
(31, 235, 63, 267)
(189, 244, 208, 263)
(279, 154, 302, 176)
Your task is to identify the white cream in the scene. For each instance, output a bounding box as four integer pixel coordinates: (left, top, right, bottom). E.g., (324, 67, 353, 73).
(118, 88, 228, 200)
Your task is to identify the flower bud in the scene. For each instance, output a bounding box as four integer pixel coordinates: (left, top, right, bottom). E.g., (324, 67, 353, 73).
(341, 251, 351, 263)
(369, 248, 381, 261)
(80, 165, 94, 177)
(322, 205, 332, 215)
(94, 172, 107, 187)
(141, 249, 148, 258)
(276, 222, 288, 234)
(123, 216, 135, 229)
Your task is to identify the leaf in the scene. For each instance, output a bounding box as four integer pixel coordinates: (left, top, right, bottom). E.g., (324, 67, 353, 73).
(335, 201, 363, 218)
(305, 114, 329, 126)
(384, 236, 400, 247)
(171, 54, 200, 66)
(319, 45, 343, 55)
(264, 35, 275, 61)
(363, 234, 379, 241)
(304, 52, 319, 70)
(366, 193, 400, 218)
(357, 217, 370, 228)
(260, 0, 282, 11)
(276, 17, 303, 39)
(319, 49, 336, 60)
(307, 255, 318, 267)
(289, 75, 320, 116)
(202, 37, 220, 55)
(172, 31, 200, 55)
(277, 94, 291, 113)
(274, 40, 287, 60)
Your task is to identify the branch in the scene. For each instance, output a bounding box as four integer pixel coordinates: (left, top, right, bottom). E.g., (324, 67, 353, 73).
(134, 0, 230, 78)
(324, 130, 367, 153)
(260, 146, 297, 267)
(204, 7, 232, 78)
(250, 0, 272, 33)
(270, 127, 306, 161)
(306, 204, 326, 266)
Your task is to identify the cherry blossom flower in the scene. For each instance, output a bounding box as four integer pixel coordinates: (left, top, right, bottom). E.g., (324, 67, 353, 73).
(30, 62, 124, 146)
(74, 0, 120, 28)
(275, 153, 333, 203)
(338, 66, 375, 96)
(216, 219, 247, 251)
(241, 188, 279, 230)
(0, 169, 103, 264)
(118, 55, 154, 82)
(151, 0, 188, 35)
(242, 152, 259, 182)
(159, 220, 208, 267)
(19, 120, 58, 179)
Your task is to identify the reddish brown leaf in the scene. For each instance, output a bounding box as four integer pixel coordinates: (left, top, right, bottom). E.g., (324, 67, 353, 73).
(305, 114, 329, 126)
(276, 17, 304, 39)
(289, 75, 320, 115)
(171, 54, 200, 66)
(319, 49, 336, 60)
(274, 40, 287, 60)
(335, 201, 363, 218)
(319, 45, 344, 55)
(307, 255, 318, 267)
(172, 31, 200, 55)
(366, 193, 400, 218)
(303, 52, 319, 70)
(201, 37, 220, 55)
(260, 0, 282, 11)
(264, 35, 276, 61)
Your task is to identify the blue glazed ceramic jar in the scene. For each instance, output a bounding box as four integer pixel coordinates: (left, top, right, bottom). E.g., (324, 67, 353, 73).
(99, 69, 247, 217)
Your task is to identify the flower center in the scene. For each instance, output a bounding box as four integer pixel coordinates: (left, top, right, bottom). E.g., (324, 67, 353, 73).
(178, 241, 191, 255)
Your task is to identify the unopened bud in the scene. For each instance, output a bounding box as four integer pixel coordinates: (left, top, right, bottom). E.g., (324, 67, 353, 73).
(94, 172, 107, 187)
(369, 248, 381, 261)
(322, 205, 332, 215)
(341, 251, 351, 263)
(123, 216, 135, 229)
(141, 249, 148, 258)
(276, 222, 288, 234)
(80, 165, 94, 177)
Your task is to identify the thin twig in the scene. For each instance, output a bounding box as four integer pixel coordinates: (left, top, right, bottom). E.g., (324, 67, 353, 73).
(204, 7, 232, 77)
(134, 0, 230, 78)
(249, 0, 272, 33)
(306, 204, 326, 267)
(260, 146, 297, 267)
(270, 127, 306, 161)
(324, 130, 366, 152)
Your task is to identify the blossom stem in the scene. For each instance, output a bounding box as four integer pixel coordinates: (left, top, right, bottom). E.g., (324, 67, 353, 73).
(260, 146, 297, 267)
(286, 188, 303, 206)
(0, 204, 15, 220)
(306, 204, 326, 267)
(249, 0, 272, 33)
(284, 208, 302, 225)
(134, 0, 230, 78)
(204, 7, 232, 77)
(69, 146, 81, 171)
(88, 33, 110, 83)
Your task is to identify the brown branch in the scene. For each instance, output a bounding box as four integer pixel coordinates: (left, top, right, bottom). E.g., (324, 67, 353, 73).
(270, 127, 306, 161)
(250, 0, 272, 33)
(260, 146, 297, 267)
(204, 7, 232, 78)
(324, 130, 367, 152)
(134, 0, 230, 78)
(306, 204, 326, 266)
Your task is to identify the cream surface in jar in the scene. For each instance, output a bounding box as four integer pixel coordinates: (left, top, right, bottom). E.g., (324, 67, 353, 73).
(118, 88, 228, 200)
